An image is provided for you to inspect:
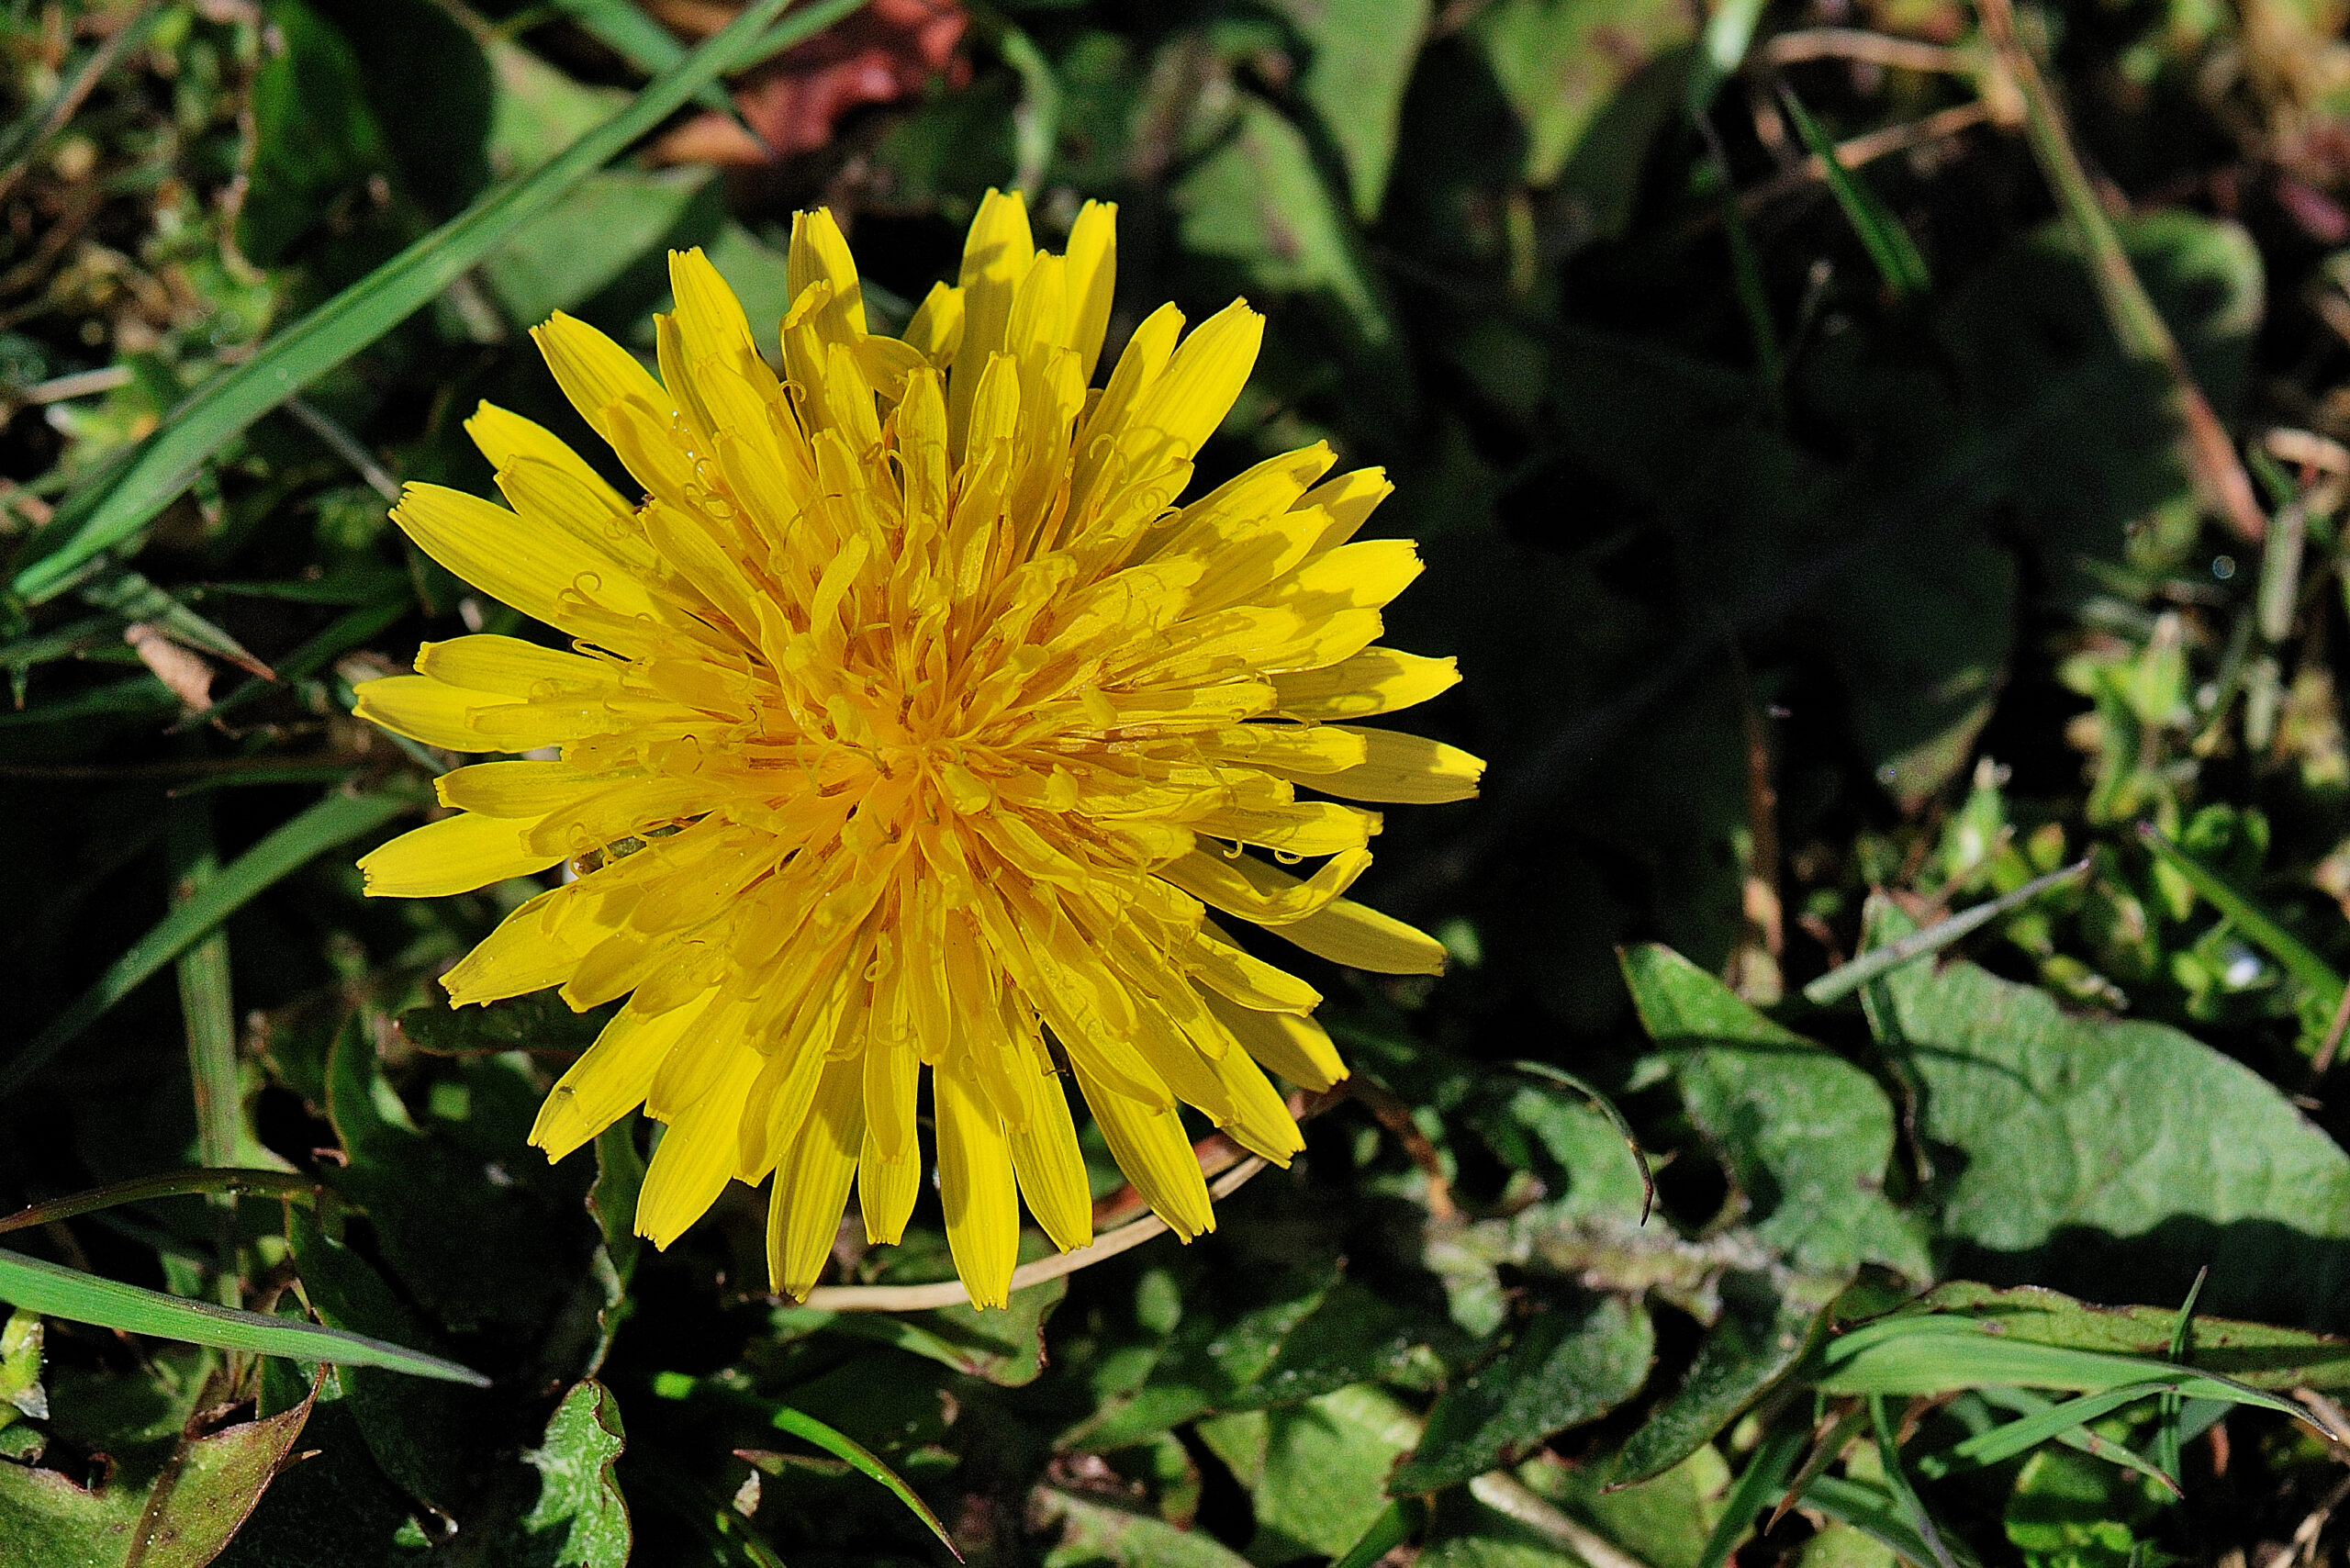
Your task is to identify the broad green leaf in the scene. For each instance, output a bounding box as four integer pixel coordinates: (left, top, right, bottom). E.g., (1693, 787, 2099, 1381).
(0, 1247, 486, 1383)
(9, 0, 867, 605)
(1, 790, 406, 1097)
(0, 1380, 317, 1568)
(1039, 1487, 1256, 1568)
(519, 1381, 632, 1568)
(1622, 945, 1933, 1281)
(1172, 95, 1397, 359)
(1606, 1274, 1836, 1488)
(1390, 1294, 1653, 1494)
(1468, 0, 1695, 219)
(1861, 901, 2350, 1327)
(1248, 1385, 1421, 1561)
(240, 0, 393, 267)
(210, 1400, 420, 1568)
(1266, 0, 1430, 218)
(480, 168, 711, 328)
(286, 1208, 481, 1510)
(2003, 1446, 2165, 1567)
(325, 1016, 600, 1335)
(1331, 1500, 1420, 1568)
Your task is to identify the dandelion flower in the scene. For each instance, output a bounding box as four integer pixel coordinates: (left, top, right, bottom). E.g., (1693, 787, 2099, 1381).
(353, 192, 1482, 1307)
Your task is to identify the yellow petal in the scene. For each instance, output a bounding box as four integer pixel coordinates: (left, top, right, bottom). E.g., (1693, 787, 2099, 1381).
(1269, 648, 1460, 720)
(414, 634, 619, 697)
(531, 990, 715, 1160)
(1296, 466, 1393, 554)
(531, 311, 673, 442)
(1185, 922, 1323, 1014)
(1136, 300, 1262, 453)
(1207, 1033, 1304, 1164)
(1280, 897, 1449, 977)
(390, 483, 661, 637)
(857, 1128, 923, 1246)
(1006, 1063, 1092, 1252)
(464, 402, 629, 517)
(1190, 802, 1378, 857)
(1159, 846, 1371, 927)
(351, 675, 497, 752)
(1291, 727, 1486, 803)
(1203, 991, 1348, 1092)
(436, 759, 605, 818)
(443, 881, 618, 1007)
(1063, 199, 1118, 383)
(359, 812, 561, 897)
(936, 1061, 1020, 1308)
(904, 282, 965, 365)
(785, 210, 867, 340)
(768, 1054, 866, 1299)
(1073, 1062, 1213, 1239)
(635, 1047, 763, 1248)
(947, 187, 1036, 455)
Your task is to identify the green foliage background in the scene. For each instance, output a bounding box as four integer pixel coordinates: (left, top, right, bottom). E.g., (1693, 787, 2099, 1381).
(7, 0, 2350, 1562)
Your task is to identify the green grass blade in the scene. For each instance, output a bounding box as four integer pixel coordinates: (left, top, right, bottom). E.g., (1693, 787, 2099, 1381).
(1330, 1500, 1417, 1568)
(1777, 86, 1930, 298)
(9, 0, 868, 605)
(1696, 1418, 1807, 1568)
(772, 1406, 961, 1561)
(1921, 1383, 2165, 1473)
(0, 1246, 487, 1384)
(1802, 1474, 1983, 1568)
(0, 790, 406, 1097)
(0, 1169, 319, 1236)
(2156, 1266, 2208, 1485)
(1803, 858, 2091, 1005)
(1870, 1394, 1958, 1568)
(2136, 823, 2344, 1008)
(550, 0, 753, 132)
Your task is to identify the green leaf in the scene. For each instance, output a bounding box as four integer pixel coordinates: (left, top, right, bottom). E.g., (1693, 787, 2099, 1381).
(241, 0, 393, 266)
(1606, 1273, 1835, 1488)
(0, 1382, 319, 1568)
(1469, 0, 1695, 221)
(0, 790, 405, 1098)
(1265, 0, 1431, 218)
(1039, 1486, 1255, 1568)
(777, 1272, 1068, 1389)
(325, 1015, 599, 1335)
(480, 167, 712, 328)
(1246, 1385, 1421, 1560)
(519, 1381, 632, 1568)
(1172, 95, 1397, 359)
(1860, 900, 2350, 1327)
(1801, 1475, 1984, 1568)
(1391, 1294, 1654, 1494)
(1622, 945, 1933, 1281)
(0, 1247, 485, 1383)
(9, 0, 869, 605)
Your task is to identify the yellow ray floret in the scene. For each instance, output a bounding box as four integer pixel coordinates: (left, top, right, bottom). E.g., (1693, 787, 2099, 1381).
(354, 193, 1483, 1309)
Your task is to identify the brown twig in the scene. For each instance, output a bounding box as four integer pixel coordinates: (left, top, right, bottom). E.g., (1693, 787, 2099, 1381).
(1761, 28, 1983, 75)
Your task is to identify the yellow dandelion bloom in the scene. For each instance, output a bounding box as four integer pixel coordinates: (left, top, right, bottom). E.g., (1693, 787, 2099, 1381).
(353, 191, 1481, 1308)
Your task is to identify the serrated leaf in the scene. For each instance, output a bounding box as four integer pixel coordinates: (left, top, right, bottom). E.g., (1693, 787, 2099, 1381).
(1391, 1294, 1653, 1495)
(1622, 945, 1933, 1282)
(519, 1381, 632, 1568)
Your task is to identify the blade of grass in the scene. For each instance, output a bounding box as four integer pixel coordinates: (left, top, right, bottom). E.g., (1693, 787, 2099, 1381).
(551, 0, 746, 125)
(1511, 1060, 1655, 1223)
(1803, 858, 2092, 1005)
(9, 0, 868, 605)
(167, 800, 241, 1307)
(1914, 1383, 2166, 1474)
(2155, 1267, 2208, 1485)
(0, 790, 407, 1098)
(1869, 1394, 1958, 1568)
(0, 1170, 319, 1236)
(1330, 1499, 1419, 1568)
(1919, 1384, 2181, 1494)
(1696, 1418, 1807, 1568)
(1973, 0, 2266, 543)
(0, 1245, 487, 1383)
(1802, 1474, 1983, 1568)
(771, 1406, 961, 1560)
(1776, 85, 1930, 298)
(2136, 823, 2344, 1011)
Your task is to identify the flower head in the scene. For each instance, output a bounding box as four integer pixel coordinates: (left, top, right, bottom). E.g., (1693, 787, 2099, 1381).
(354, 192, 1481, 1307)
